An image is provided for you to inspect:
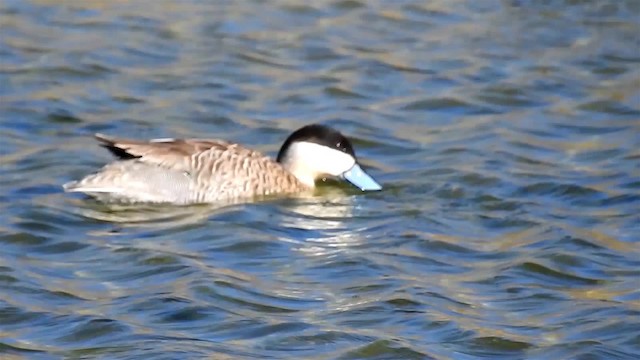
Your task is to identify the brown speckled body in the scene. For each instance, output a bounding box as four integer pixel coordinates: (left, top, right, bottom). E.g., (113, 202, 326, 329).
(63, 134, 311, 204)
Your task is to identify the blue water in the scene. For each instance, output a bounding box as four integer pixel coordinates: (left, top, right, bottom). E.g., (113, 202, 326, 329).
(1, 0, 639, 359)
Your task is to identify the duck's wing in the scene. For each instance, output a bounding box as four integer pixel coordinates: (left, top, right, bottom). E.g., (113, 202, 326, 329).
(95, 133, 240, 172)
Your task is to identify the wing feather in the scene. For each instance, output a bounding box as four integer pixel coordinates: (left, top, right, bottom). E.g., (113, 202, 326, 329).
(95, 133, 235, 172)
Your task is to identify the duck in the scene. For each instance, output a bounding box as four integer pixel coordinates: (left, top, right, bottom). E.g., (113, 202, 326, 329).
(63, 124, 382, 204)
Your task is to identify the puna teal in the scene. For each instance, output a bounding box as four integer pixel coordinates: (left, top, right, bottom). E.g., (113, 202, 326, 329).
(63, 124, 382, 204)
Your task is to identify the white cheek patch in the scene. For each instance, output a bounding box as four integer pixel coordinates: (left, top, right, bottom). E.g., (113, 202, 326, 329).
(288, 141, 356, 176)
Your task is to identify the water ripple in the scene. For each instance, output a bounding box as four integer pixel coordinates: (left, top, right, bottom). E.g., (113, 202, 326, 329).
(1, 0, 639, 358)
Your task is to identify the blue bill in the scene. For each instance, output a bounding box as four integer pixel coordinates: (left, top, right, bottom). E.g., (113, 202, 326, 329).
(342, 164, 382, 191)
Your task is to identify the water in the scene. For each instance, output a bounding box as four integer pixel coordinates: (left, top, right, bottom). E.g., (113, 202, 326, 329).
(1, 0, 639, 359)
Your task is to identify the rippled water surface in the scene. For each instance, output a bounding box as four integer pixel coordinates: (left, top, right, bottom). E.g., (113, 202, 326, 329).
(1, 0, 640, 359)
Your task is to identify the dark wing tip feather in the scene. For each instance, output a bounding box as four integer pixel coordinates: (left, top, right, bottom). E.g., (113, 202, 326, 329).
(94, 133, 140, 160)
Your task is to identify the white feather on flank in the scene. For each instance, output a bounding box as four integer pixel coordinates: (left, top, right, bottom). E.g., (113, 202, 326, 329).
(63, 182, 124, 193)
(280, 141, 356, 187)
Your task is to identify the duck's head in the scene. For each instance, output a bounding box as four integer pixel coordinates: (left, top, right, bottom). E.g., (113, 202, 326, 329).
(276, 124, 382, 191)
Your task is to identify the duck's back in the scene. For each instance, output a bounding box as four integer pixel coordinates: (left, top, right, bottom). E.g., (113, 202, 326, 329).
(63, 134, 309, 204)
